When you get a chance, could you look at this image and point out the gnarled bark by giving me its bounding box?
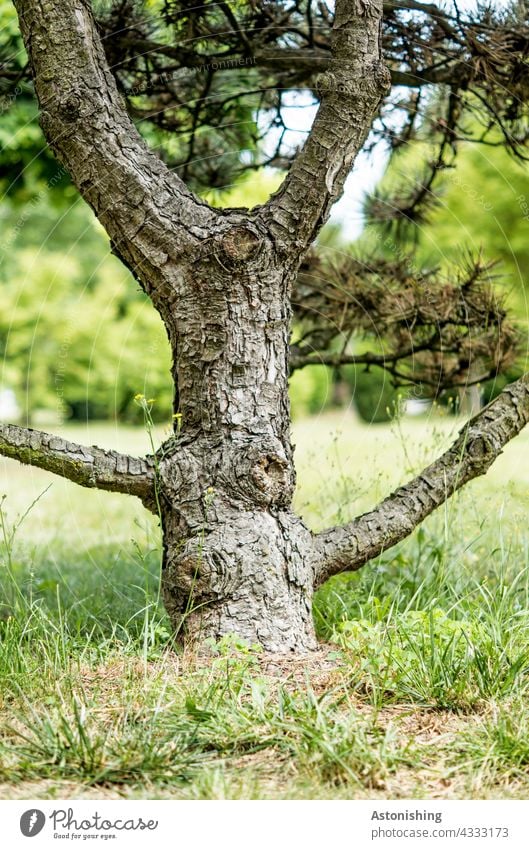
[153,217,318,650]
[261,0,390,252]
[0,423,155,505]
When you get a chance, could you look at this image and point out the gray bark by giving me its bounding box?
[0,423,155,504]
[262,1,390,251]
[156,218,318,650]
[5,0,529,652]
[458,362,484,417]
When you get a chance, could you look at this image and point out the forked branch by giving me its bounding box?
[261,0,390,252]
[0,424,155,508]
[13,0,216,321]
[315,374,529,586]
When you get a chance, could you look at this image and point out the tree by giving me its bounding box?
[2,0,529,652]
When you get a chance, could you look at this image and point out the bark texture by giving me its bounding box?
[0,423,155,504]
[155,220,319,650]
[7,0,529,652]
[263,0,390,251]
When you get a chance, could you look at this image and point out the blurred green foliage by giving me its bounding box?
[366,137,529,310]
[0,201,172,423]
[424,146,529,314]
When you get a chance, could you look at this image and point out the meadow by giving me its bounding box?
[1,408,529,800]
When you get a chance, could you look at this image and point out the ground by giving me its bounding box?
[1,408,529,799]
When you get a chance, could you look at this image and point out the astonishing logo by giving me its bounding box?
[20,809,46,837]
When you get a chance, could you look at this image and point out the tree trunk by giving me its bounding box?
[10,0,389,656]
[10,0,529,656]
[458,362,483,417]
[155,222,317,651]
[161,497,317,652]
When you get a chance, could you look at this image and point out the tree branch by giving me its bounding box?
[291,249,518,392]
[289,349,412,373]
[314,374,529,586]
[13,0,216,322]
[253,49,462,89]
[0,423,156,509]
[260,0,390,253]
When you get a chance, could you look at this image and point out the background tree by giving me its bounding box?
[1,0,529,652]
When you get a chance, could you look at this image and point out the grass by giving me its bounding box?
[1,408,529,799]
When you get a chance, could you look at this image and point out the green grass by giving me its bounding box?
[2,410,529,799]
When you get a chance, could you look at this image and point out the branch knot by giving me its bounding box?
[59,93,82,123]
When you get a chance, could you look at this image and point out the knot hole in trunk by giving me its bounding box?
[251,454,290,504]
[215,225,264,271]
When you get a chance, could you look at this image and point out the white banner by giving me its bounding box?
[1,799,528,848]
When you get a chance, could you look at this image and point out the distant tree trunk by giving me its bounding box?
[458,363,483,417]
[331,373,351,408]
